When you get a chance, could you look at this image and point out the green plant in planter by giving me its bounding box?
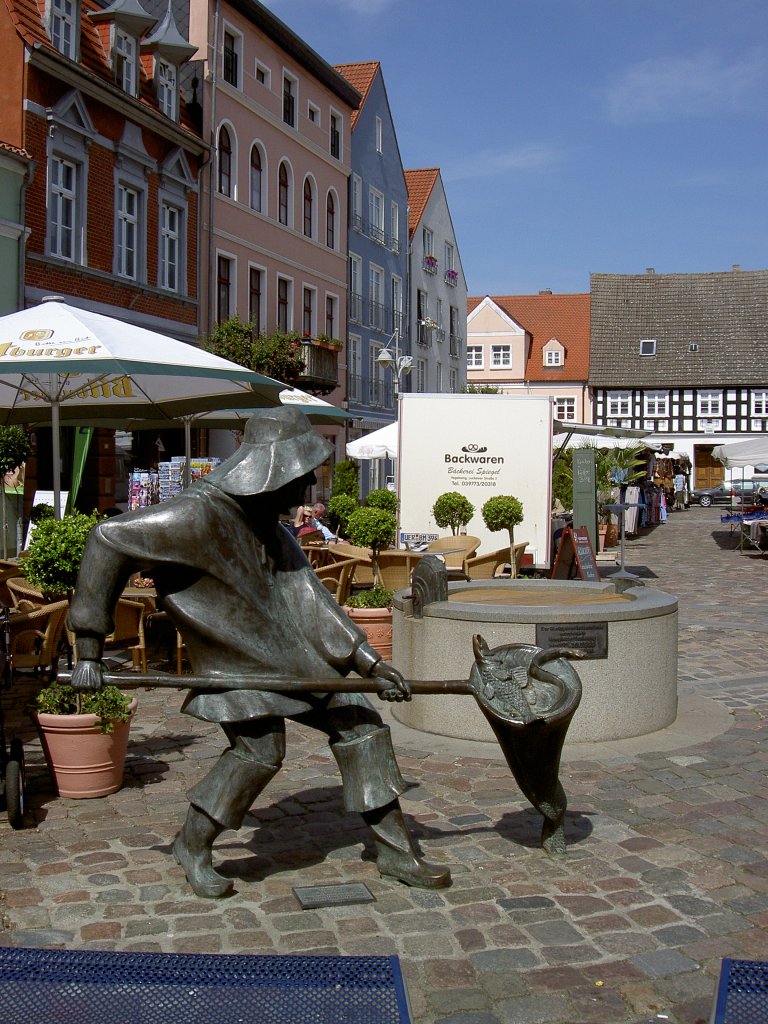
[327,494,357,536]
[345,584,393,609]
[34,680,133,734]
[345,505,396,582]
[481,494,524,579]
[23,509,104,596]
[432,491,475,535]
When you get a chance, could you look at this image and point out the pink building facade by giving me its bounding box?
[189,0,359,472]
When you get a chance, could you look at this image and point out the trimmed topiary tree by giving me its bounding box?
[345,506,396,583]
[481,495,524,578]
[432,491,475,536]
[23,510,104,596]
[366,487,399,515]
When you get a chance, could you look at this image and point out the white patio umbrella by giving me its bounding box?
[346,421,398,460]
[712,437,768,469]
[0,298,284,515]
[187,387,357,429]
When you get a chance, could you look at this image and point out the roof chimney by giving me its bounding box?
[732,264,741,272]
[539,288,552,295]
[645,267,655,275]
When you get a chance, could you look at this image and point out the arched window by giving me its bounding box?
[326,191,336,249]
[278,162,289,225]
[303,178,313,237]
[250,145,262,212]
[218,126,232,197]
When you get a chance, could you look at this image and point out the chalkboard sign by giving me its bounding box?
[551,526,600,581]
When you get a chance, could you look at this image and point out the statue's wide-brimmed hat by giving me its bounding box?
[205,407,333,495]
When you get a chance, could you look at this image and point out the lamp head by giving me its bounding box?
[376,349,396,371]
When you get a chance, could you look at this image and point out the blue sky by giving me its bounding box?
[262,0,768,297]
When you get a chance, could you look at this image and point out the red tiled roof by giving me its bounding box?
[468,293,591,382]
[334,61,379,128]
[404,168,439,237]
[0,139,31,159]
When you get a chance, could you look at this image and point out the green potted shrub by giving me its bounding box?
[432,491,475,536]
[32,680,137,799]
[23,509,137,799]
[481,494,524,579]
[22,510,104,597]
[345,505,397,583]
[344,584,394,660]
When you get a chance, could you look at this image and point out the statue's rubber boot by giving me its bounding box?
[363,800,451,889]
[172,806,233,899]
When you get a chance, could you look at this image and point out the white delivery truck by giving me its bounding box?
[396,394,553,568]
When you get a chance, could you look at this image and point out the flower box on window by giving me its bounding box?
[423,255,438,274]
[444,269,458,286]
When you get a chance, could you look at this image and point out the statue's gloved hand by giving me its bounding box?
[70,659,104,692]
[372,662,411,703]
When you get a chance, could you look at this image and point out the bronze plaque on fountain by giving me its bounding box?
[536,621,608,659]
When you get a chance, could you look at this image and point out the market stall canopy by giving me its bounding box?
[346,421,398,460]
[553,425,662,451]
[0,298,284,513]
[712,437,768,469]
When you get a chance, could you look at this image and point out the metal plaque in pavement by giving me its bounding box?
[293,883,376,910]
[536,621,608,659]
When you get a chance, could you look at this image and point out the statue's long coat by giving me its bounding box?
[68,481,381,723]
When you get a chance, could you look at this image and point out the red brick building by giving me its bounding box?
[0,0,207,508]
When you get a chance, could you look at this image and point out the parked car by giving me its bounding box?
[690,480,764,507]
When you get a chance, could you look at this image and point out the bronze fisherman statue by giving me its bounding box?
[68,408,451,898]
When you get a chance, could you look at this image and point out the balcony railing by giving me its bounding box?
[368,221,386,246]
[296,338,339,395]
[423,255,438,274]
[348,292,363,323]
[352,212,364,233]
[433,327,445,344]
[391,310,407,338]
[449,333,462,358]
[367,300,386,332]
[444,269,458,287]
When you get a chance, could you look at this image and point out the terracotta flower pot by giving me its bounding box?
[345,606,393,660]
[34,698,137,799]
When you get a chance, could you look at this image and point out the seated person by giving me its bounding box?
[293,502,335,542]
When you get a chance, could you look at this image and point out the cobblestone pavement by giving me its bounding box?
[1,505,766,1023]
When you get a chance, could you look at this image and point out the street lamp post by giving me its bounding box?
[376,329,413,404]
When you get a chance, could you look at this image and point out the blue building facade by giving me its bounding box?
[336,62,409,492]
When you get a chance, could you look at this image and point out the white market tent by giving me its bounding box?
[346,419,657,463]
[712,437,768,469]
[346,421,398,460]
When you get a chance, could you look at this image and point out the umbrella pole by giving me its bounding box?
[183,416,192,489]
[52,395,62,520]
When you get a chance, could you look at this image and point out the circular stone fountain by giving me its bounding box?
[392,579,678,744]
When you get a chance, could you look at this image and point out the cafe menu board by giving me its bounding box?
[552,526,600,581]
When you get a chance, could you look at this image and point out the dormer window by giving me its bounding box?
[50,0,77,59]
[156,59,176,118]
[115,28,138,94]
[639,338,656,356]
[141,5,196,121]
[88,0,156,97]
[543,338,564,367]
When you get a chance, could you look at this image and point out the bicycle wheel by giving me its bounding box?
[5,736,25,829]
